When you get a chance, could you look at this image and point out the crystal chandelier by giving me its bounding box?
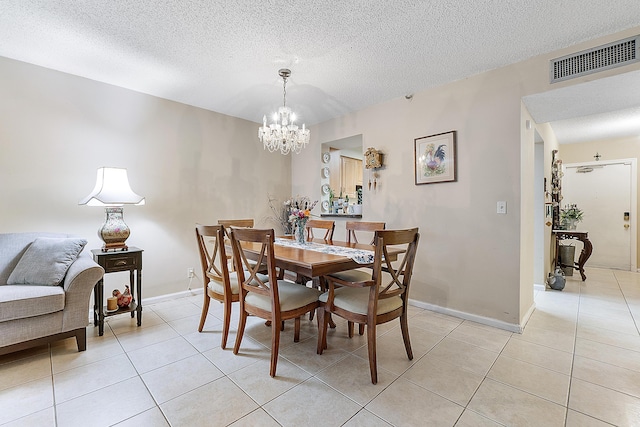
[259,69,310,155]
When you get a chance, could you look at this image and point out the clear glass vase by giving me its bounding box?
[295,217,308,244]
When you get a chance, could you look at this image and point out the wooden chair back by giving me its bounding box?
[195,224,237,348]
[217,218,254,228]
[195,224,230,290]
[228,227,279,308]
[372,228,420,303]
[305,219,335,241]
[346,221,386,245]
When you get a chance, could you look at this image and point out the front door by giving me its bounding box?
[562,160,633,270]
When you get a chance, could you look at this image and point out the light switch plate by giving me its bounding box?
[497,201,507,214]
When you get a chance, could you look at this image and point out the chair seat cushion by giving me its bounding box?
[246,280,320,312]
[0,285,65,322]
[208,271,269,296]
[319,287,403,316]
[327,269,371,283]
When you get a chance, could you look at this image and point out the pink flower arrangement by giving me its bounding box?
[286,196,317,223]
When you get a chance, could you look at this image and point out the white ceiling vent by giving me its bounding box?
[550,35,639,83]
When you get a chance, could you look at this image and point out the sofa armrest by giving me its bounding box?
[63,254,104,293]
[61,254,104,331]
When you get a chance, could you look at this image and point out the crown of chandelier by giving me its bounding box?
[258,69,310,155]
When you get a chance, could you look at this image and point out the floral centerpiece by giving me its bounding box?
[560,204,584,230]
[287,196,317,244]
[265,195,317,238]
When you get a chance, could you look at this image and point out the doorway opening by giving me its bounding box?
[561,159,637,271]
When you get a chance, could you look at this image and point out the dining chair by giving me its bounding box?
[346,221,386,245]
[298,217,335,287]
[195,224,237,349]
[317,228,420,384]
[344,221,386,335]
[217,218,254,228]
[217,219,262,274]
[229,227,321,377]
[305,219,335,241]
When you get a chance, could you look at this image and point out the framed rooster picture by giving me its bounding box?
[414,130,457,185]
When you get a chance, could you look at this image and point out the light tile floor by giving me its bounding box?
[2,266,640,426]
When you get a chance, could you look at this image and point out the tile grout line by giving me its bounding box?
[562,273,583,426]
[614,270,640,336]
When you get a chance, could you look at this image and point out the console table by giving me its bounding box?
[553,230,592,281]
[92,247,143,336]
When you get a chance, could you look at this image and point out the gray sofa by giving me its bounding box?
[0,232,104,355]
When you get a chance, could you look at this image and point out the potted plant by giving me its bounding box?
[560,204,584,230]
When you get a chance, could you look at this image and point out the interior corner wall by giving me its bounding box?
[533,122,561,282]
[0,56,291,298]
[519,104,536,324]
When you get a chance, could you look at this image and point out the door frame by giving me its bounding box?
[563,158,637,272]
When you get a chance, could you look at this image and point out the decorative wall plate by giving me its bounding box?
[322,184,330,194]
[322,167,330,178]
[322,152,331,163]
[322,200,329,211]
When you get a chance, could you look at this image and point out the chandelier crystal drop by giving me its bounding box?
[258,69,310,155]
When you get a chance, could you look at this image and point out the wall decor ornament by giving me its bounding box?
[550,149,563,229]
[364,147,383,169]
[414,131,457,185]
[364,147,383,190]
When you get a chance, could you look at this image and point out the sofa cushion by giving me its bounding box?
[0,232,75,285]
[0,285,65,322]
[7,237,87,286]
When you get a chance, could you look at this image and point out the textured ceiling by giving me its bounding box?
[523,70,640,144]
[1,1,640,139]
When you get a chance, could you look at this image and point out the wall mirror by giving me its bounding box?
[320,135,363,215]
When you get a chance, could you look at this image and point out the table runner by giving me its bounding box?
[274,238,374,264]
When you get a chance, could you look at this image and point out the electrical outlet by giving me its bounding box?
[497,201,507,214]
[187,268,195,279]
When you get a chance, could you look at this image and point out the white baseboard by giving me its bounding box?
[533,283,546,291]
[520,302,536,331]
[142,287,203,305]
[408,299,524,333]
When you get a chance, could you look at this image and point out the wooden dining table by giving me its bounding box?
[239,237,397,279]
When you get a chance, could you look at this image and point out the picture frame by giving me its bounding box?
[545,202,553,218]
[414,130,457,185]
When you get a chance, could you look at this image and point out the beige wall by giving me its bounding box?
[0,57,291,298]
[294,27,640,329]
[534,123,561,277]
[560,136,640,266]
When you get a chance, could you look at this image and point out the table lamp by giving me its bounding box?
[79,167,145,251]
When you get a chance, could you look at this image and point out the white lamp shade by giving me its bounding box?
[79,167,145,206]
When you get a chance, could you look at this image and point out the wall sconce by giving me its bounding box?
[79,167,145,251]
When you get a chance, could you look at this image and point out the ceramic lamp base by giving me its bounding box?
[99,207,130,251]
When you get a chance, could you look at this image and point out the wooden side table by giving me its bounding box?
[553,230,593,281]
[92,247,143,336]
